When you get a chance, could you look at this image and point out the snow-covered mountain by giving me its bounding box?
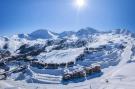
[58,27,98,39]
[13,27,99,40]
[29,29,58,40]
[59,31,75,38]
[111,29,132,35]
[76,27,98,38]
[0,28,135,89]
[13,29,59,40]
[17,34,29,39]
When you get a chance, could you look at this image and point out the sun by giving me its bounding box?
[76,0,85,8]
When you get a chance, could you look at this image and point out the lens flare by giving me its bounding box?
[76,0,85,8]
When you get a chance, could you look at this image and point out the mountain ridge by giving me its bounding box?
[11,27,134,40]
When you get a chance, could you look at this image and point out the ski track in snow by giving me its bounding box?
[98,38,135,89]
[0,81,21,89]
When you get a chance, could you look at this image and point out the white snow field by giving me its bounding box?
[36,48,84,64]
[0,29,135,89]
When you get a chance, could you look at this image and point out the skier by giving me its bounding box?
[105,79,109,83]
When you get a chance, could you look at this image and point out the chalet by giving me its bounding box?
[67,61,74,67]
[92,64,101,72]
[59,63,67,67]
[63,64,101,81]
[84,67,93,75]
[46,63,59,69]
[76,54,85,61]
[31,61,45,69]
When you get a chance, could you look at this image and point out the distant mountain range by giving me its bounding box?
[13,27,134,40]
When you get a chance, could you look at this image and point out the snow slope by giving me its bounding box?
[0,29,135,89]
[36,48,84,64]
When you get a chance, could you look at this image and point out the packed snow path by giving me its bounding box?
[0,81,21,89]
[98,38,134,89]
[98,62,135,89]
[119,39,133,66]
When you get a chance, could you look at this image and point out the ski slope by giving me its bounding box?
[0,30,135,89]
[36,48,84,64]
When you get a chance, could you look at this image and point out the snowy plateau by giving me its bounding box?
[0,28,135,89]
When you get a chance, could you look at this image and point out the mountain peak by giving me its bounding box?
[76,27,98,38]
[111,29,131,35]
[29,29,58,40]
[31,29,49,34]
[59,31,75,38]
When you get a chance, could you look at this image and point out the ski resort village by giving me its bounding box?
[1,0,135,89]
[0,28,135,89]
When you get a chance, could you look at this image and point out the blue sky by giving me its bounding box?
[0,0,135,36]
